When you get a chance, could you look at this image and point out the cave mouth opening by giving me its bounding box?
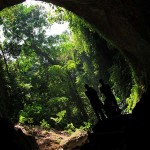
[1,1,150,150]
[0,0,141,128]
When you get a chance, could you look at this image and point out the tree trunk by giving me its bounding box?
[0,58,11,117]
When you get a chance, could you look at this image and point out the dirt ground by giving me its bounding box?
[15,124,88,150]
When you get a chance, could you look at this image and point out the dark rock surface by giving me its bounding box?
[0,118,39,150]
[80,87,150,150]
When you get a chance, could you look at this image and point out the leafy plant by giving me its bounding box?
[51,110,66,124]
[19,115,27,124]
[40,119,50,130]
[65,123,76,134]
[80,121,92,131]
[50,110,67,129]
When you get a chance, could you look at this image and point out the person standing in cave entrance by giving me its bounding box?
[99,79,121,118]
[84,84,106,121]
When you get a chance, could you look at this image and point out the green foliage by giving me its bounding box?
[0,1,141,132]
[65,60,76,70]
[65,123,76,134]
[19,115,27,124]
[50,110,67,129]
[40,119,50,130]
[108,53,133,110]
[19,104,42,124]
[48,65,65,77]
[19,115,34,124]
[80,121,92,131]
[126,85,139,113]
[51,110,66,123]
[108,52,142,113]
[124,68,141,113]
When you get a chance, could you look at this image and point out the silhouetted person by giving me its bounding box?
[84,84,106,121]
[99,79,121,118]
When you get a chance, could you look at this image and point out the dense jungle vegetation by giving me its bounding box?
[0,1,142,132]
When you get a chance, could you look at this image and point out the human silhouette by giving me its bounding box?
[84,84,106,121]
[99,79,121,118]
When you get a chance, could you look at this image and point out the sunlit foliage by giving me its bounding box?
[0,2,142,130]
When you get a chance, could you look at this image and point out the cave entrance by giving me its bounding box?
[0,0,140,127]
[1,1,149,150]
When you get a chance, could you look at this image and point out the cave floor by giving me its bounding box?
[15,124,88,150]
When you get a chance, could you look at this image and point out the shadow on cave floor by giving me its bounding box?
[79,86,150,150]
